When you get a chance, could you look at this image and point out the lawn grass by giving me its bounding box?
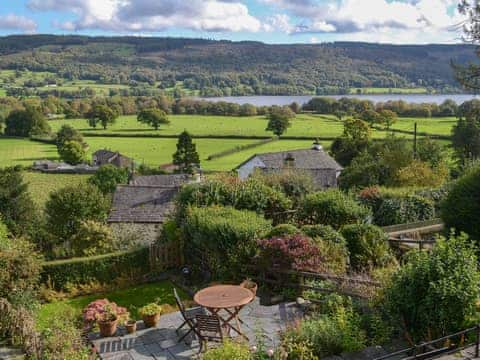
[36,281,189,331]
[23,172,91,209]
[0,88,6,97]
[0,138,59,167]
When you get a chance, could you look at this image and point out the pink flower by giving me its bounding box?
[267,349,274,357]
[251,345,257,352]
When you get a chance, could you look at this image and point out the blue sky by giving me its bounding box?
[0,0,465,44]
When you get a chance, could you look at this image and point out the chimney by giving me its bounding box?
[284,153,295,168]
[312,140,323,151]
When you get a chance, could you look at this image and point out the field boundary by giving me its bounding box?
[207,137,278,160]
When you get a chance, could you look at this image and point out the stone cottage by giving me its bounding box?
[108,174,194,244]
[92,149,134,168]
[236,143,343,189]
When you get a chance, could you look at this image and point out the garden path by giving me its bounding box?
[88,297,303,359]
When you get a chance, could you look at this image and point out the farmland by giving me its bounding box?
[48,113,451,139]
[0,138,58,167]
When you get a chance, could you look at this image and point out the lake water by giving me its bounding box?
[202,94,479,106]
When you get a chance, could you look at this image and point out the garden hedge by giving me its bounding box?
[41,247,150,290]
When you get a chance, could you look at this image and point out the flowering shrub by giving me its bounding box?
[82,299,127,326]
[257,235,321,272]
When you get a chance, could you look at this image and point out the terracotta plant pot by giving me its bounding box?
[143,314,160,328]
[98,319,118,337]
[125,320,137,334]
[240,280,258,296]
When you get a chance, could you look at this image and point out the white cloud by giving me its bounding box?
[0,13,37,33]
[262,0,466,43]
[28,0,262,33]
[263,14,294,33]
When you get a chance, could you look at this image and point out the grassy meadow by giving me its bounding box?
[48,113,452,139]
[0,138,59,167]
[23,172,91,209]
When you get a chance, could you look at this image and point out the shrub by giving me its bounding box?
[0,232,43,302]
[88,165,130,194]
[382,233,480,342]
[396,160,449,188]
[45,183,110,251]
[301,225,345,244]
[256,235,321,272]
[374,195,435,226]
[177,175,292,224]
[40,247,150,291]
[70,220,115,257]
[341,224,393,270]
[281,306,366,358]
[297,190,370,229]
[182,206,272,279]
[203,341,252,360]
[252,169,314,202]
[58,140,86,165]
[40,308,90,360]
[268,224,301,238]
[312,238,349,275]
[441,166,480,240]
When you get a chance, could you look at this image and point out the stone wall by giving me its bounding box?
[109,222,161,247]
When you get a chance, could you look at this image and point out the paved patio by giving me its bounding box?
[88,298,303,359]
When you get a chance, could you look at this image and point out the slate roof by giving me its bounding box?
[129,174,190,188]
[108,185,178,223]
[93,149,118,162]
[237,149,343,171]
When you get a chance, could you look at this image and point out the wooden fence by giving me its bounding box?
[249,267,381,299]
[374,325,480,360]
[149,241,184,271]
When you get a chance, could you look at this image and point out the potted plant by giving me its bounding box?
[240,278,258,296]
[125,319,137,334]
[139,303,163,328]
[97,304,119,337]
[82,299,128,337]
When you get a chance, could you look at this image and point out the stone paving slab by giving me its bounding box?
[89,298,303,360]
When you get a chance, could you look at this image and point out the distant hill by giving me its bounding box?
[0,35,477,96]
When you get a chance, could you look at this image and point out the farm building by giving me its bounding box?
[92,149,134,168]
[236,143,343,189]
[108,174,197,244]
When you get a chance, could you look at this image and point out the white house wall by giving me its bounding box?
[237,156,266,179]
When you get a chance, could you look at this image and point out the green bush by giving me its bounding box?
[301,225,345,244]
[177,175,292,224]
[281,305,366,358]
[382,233,480,342]
[40,247,150,291]
[313,238,349,275]
[268,224,301,238]
[441,166,480,240]
[203,341,252,360]
[182,206,272,279]
[374,195,435,226]
[341,224,393,270]
[297,190,370,229]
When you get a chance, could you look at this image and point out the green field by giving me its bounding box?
[390,117,456,136]
[36,281,188,331]
[0,138,58,167]
[23,172,90,209]
[49,114,445,139]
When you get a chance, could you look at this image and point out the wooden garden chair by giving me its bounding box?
[195,314,225,353]
[174,288,206,342]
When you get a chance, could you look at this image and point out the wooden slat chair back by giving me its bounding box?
[174,288,206,343]
[195,314,224,352]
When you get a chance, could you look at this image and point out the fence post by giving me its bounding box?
[475,324,479,358]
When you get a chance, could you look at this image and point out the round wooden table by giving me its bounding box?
[194,285,254,339]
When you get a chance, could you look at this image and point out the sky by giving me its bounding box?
[0,0,467,44]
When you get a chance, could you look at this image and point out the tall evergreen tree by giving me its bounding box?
[172,131,200,174]
[0,167,36,236]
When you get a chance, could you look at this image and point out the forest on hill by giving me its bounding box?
[0,35,477,96]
